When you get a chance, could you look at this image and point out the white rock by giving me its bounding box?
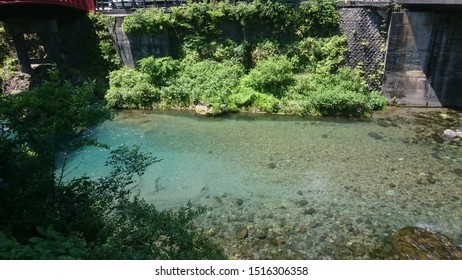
[443,129,457,139]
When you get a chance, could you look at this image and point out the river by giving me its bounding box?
[63,107,462,259]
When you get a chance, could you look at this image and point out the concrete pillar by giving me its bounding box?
[3,19,59,74]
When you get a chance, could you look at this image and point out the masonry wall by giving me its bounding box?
[338,7,387,91]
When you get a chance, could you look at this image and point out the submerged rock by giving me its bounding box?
[236,226,249,240]
[391,226,462,260]
[367,132,383,140]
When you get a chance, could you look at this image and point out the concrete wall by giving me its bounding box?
[383,11,462,107]
[106,16,169,68]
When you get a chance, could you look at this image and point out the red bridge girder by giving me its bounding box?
[0,0,95,11]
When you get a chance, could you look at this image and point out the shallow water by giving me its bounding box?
[64,107,462,259]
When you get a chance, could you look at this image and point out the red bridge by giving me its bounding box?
[0,0,94,11]
[0,0,96,73]
[0,0,94,20]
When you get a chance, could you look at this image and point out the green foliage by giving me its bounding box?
[88,13,121,71]
[285,67,387,117]
[0,227,88,260]
[2,68,110,163]
[106,66,159,109]
[106,1,387,117]
[122,8,173,34]
[229,86,280,113]
[294,0,339,38]
[137,56,180,87]
[294,36,348,73]
[241,55,294,98]
[0,23,19,88]
[164,59,244,114]
[94,199,223,260]
[0,69,111,239]
[368,91,389,111]
[310,89,370,117]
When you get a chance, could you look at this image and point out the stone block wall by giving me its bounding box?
[339,7,388,91]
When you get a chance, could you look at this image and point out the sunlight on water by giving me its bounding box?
[64,108,462,259]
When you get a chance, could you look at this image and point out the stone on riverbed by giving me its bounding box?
[391,226,462,259]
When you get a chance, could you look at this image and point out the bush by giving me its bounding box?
[228,86,280,113]
[137,56,180,87]
[311,89,371,117]
[106,67,159,109]
[367,92,388,110]
[294,36,348,73]
[241,55,295,98]
[122,8,173,34]
[164,59,244,114]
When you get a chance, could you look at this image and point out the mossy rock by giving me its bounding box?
[391,226,462,260]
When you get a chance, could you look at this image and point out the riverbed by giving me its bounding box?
[64,107,462,259]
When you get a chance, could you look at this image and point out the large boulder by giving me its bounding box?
[391,226,462,260]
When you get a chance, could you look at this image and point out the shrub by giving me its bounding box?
[311,89,371,117]
[165,59,244,114]
[137,56,180,87]
[228,86,280,113]
[122,8,173,34]
[294,0,340,38]
[241,55,295,98]
[367,92,388,110]
[294,36,348,73]
[106,67,159,109]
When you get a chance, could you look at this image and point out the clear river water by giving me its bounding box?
[64,107,462,259]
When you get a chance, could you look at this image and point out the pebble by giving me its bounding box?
[236,227,249,240]
[236,198,244,206]
[386,190,396,196]
[427,176,437,184]
[368,132,383,140]
[296,199,309,207]
[304,208,317,215]
[388,182,397,188]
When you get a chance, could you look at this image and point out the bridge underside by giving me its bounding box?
[0,4,93,74]
[0,4,86,21]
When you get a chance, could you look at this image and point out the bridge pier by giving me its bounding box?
[3,19,60,74]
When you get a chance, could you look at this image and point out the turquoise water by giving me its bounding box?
[64,108,462,259]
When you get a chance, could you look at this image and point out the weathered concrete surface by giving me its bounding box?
[383,11,462,107]
[3,16,103,74]
[107,16,169,68]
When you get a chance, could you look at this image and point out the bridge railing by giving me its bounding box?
[94,0,194,10]
[94,0,302,11]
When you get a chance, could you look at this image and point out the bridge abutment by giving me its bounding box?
[106,16,169,68]
[383,11,462,107]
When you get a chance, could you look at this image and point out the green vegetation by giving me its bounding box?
[0,23,19,91]
[108,1,387,117]
[0,69,223,259]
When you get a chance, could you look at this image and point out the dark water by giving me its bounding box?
[64,107,462,259]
